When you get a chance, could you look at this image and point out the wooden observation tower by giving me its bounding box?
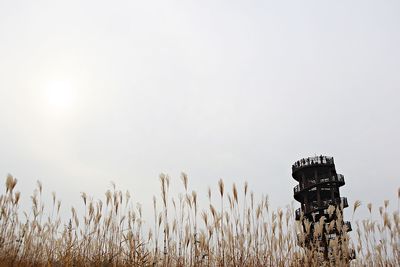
[292,156,353,260]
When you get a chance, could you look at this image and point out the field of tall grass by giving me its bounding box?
[0,173,398,266]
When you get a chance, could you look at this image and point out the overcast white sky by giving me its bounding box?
[0,0,399,222]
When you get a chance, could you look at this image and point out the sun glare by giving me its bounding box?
[44,80,76,112]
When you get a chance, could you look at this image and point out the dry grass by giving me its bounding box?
[0,173,398,266]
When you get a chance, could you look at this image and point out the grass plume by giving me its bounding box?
[0,174,398,266]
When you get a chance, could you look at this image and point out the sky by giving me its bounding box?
[0,0,399,224]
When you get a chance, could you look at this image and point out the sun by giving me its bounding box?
[44,80,76,112]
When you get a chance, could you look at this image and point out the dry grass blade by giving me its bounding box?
[0,175,398,267]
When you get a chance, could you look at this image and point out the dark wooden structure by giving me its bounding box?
[292,156,352,259]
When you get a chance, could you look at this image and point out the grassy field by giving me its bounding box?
[0,173,398,266]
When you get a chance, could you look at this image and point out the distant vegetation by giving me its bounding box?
[0,173,398,266]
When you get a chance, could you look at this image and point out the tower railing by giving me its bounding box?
[293,174,345,194]
[295,197,348,220]
[307,197,348,213]
[292,156,334,171]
